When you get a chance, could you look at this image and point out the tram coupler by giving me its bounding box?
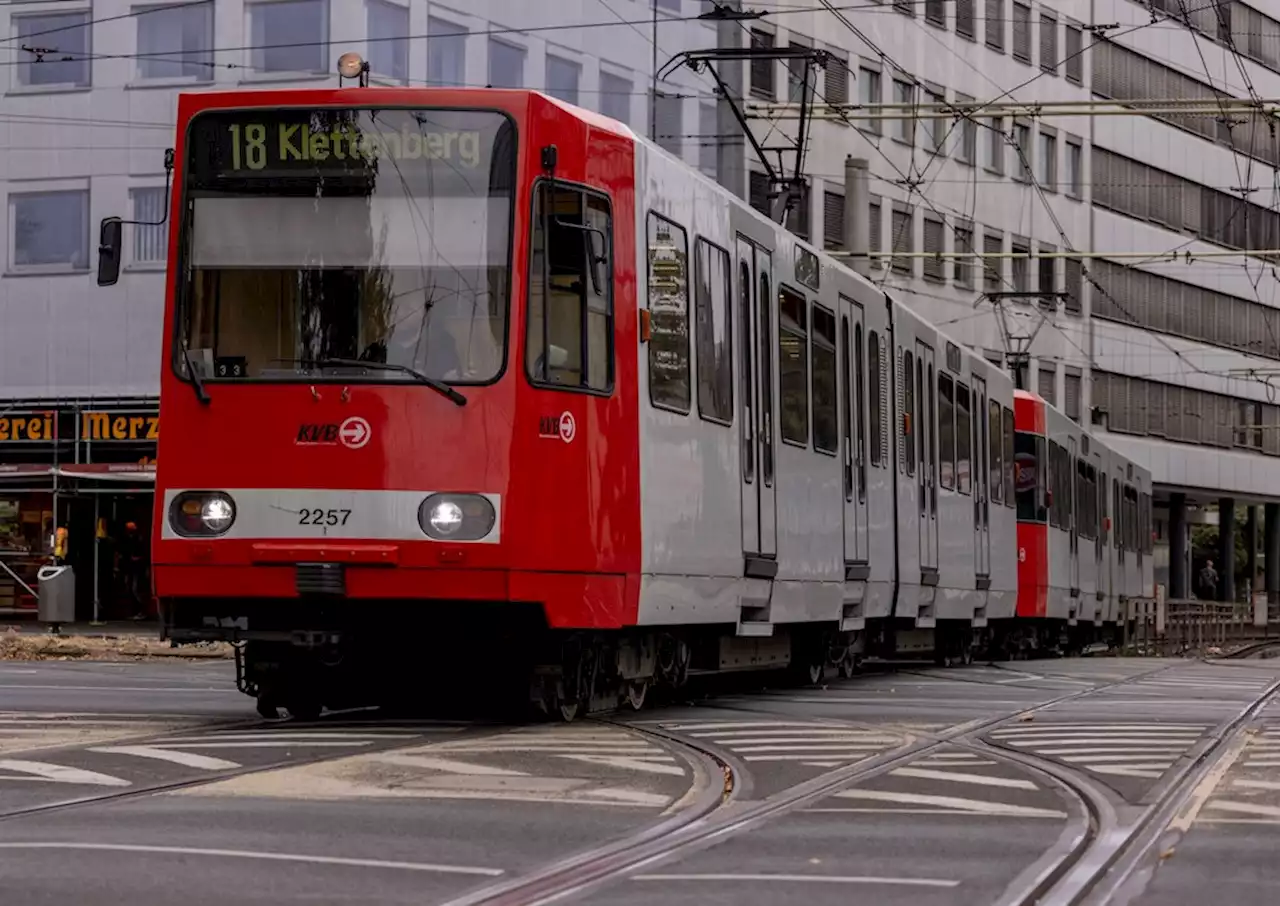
[290,630,341,649]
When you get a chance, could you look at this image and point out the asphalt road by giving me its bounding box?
[1,656,1279,905]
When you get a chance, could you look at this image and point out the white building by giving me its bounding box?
[2,0,1278,601]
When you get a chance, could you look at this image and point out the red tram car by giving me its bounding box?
[94,71,1154,720]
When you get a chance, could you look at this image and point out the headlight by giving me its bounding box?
[418,493,495,541]
[169,491,237,537]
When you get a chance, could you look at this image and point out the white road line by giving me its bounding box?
[1229,779,1280,791]
[160,733,417,742]
[1035,746,1189,756]
[580,788,672,807]
[160,742,377,749]
[731,743,894,754]
[1060,754,1179,764]
[1002,738,1199,748]
[555,754,686,776]
[0,759,131,786]
[0,842,503,876]
[1203,800,1280,818]
[742,752,883,762]
[373,755,530,777]
[87,746,240,771]
[889,767,1038,790]
[1090,764,1174,778]
[829,789,1066,818]
[632,873,959,888]
[713,736,901,747]
[656,722,823,732]
[990,724,1208,733]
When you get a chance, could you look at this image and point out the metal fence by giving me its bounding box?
[1122,588,1274,655]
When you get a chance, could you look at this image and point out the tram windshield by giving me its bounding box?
[174,107,516,385]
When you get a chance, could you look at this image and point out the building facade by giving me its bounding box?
[2,0,1278,613]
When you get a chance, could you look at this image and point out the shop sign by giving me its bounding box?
[80,411,159,442]
[0,411,57,442]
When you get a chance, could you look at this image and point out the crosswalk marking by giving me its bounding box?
[0,758,130,787]
[889,766,1037,789]
[987,721,1209,783]
[87,745,240,771]
[655,719,906,770]
[822,789,1067,818]
[555,754,686,776]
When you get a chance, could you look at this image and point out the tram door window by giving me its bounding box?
[526,182,614,392]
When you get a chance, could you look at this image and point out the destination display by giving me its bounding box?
[186,108,514,192]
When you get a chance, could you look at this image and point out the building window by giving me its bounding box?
[825,53,849,106]
[1012,2,1032,63]
[987,116,1005,174]
[1038,366,1056,405]
[923,215,945,282]
[694,239,733,424]
[858,67,882,136]
[869,196,882,265]
[924,87,946,156]
[699,103,718,178]
[655,0,681,11]
[1037,246,1056,303]
[248,0,327,73]
[956,94,976,165]
[427,17,467,86]
[137,3,212,80]
[1011,237,1030,291]
[749,29,775,100]
[784,180,811,241]
[653,90,683,157]
[893,78,915,145]
[1013,121,1032,181]
[1038,131,1057,188]
[16,13,91,88]
[488,39,525,88]
[890,203,914,275]
[527,183,614,393]
[985,0,1005,52]
[367,0,408,83]
[1065,138,1083,197]
[1065,24,1083,84]
[1064,257,1083,314]
[1064,371,1082,422]
[130,187,168,265]
[984,231,1003,291]
[824,191,846,251]
[956,0,976,39]
[600,72,633,124]
[778,286,810,446]
[10,189,89,271]
[812,304,838,454]
[926,0,946,27]
[787,41,811,104]
[954,222,974,288]
[546,54,581,105]
[1039,15,1058,73]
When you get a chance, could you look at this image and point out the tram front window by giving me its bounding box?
[1014,431,1046,523]
[175,107,516,386]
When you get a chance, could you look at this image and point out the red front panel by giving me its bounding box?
[152,89,641,629]
[1016,523,1049,618]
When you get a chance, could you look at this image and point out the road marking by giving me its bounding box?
[1229,779,1280,791]
[829,789,1066,817]
[160,733,418,742]
[741,752,883,762]
[355,754,530,777]
[632,873,959,888]
[890,767,1038,790]
[0,759,130,786]
[87,745,240,771]
[555,754,686,776]
[1202,800,1280,819]
[1091,763,1175,778]
[162,742,379,749]
[0,842,503,876]
[580,787,671,806]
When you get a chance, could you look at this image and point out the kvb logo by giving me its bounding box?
[296,417,372,449]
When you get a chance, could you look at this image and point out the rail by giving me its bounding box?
[1122,588,1275,656]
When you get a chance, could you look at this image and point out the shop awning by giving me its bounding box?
[0,465,54,480]
[57,464,156,483]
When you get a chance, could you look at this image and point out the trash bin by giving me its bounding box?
[37,565,76,625]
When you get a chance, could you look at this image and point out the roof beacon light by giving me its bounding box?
[337,52,369,87]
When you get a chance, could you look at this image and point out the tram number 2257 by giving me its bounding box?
[298,508,352,526]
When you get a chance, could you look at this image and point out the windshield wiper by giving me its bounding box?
[181,346,211,406]
[312,358,467,407]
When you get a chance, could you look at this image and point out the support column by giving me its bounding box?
[1246,506,1259,600]
[714,0,746,201]
[843,156,870,278]
[1266,503,1280,607]
[1219,498,1236,603]
[1169,493,1188,599]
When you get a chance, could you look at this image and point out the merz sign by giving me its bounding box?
[81,412,159,442]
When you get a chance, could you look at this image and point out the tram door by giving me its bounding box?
[736,236,778,563]
[973,376,991,577]
[915,341,939,572]
[839,296,868,563]
[1068,436,1081,592]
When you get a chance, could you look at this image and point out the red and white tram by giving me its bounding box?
[94,76,1154,719]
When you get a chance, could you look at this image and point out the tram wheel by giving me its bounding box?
[256,696,282,720]
[285,698,322,721]
[624,680,649,711]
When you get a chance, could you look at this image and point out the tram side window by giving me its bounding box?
[694,238,733,424]
[938,373,955,489]
[1113,478,1121,549]
[956,381,972,495]
[527,182,613,392]
[1002,406,1015,507]
[854,323,868,494]
[988,400,1003,504]
[869,330,883,466]
[1014,431,1046,522]
[645,213,691,411]
[811,303,838,454]
[778,285,809,445]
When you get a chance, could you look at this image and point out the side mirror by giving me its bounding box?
[97,217,124,287]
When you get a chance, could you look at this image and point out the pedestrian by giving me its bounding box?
[117,521,148,621]
[1198,558,1219,600]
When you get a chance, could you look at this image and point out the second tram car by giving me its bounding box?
[94,77,1154,719]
